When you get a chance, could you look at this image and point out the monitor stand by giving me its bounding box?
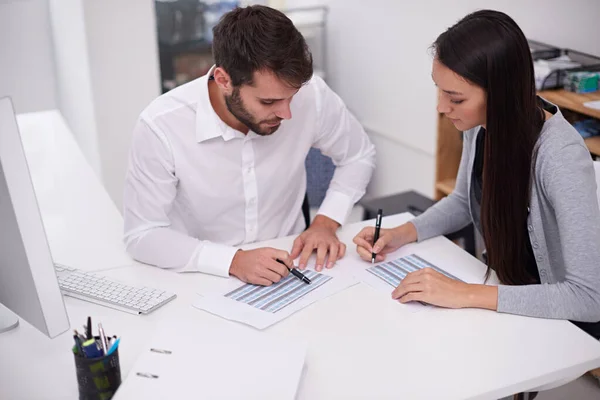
[0,303,19,334]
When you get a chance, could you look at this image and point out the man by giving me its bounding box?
[123,5,375,286]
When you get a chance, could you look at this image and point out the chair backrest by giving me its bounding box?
[594,161,600,210]
[305,148,334,208]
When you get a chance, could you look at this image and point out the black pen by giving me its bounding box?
[276,259,311,285]
[371,209,383,263]
[86,316,92,340]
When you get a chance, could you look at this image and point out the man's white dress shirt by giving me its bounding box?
[123,67,375,277]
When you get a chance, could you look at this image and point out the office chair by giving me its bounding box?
[302,148,335,228]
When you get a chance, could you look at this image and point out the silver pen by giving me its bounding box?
[98,323,109,355]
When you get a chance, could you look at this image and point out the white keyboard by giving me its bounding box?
[54,264,176,314]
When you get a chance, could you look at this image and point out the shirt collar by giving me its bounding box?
[195,65,239,143]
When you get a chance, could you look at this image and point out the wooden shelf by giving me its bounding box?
[435,178,456,197]
[435,90,600,200]
[538,89,600,155]
[538,89,600,120]
[434,113,462,200]
[585,136,600,156]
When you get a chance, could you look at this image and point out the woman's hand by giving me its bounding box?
[392,268,498,310]
[353,222,418,262]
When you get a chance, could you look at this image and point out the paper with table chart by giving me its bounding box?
[367,253,464,287]
[112,317,306,400]
[193,267,359,329]
[224,269,331,312]
[342,253,464,311]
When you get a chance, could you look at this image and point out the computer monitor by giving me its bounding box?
[0,97,69,338]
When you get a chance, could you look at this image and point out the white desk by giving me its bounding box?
[1,111,599,399]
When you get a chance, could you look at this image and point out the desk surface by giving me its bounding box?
[1,111,600,400]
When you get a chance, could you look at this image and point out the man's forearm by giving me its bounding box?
[125,226,236,277]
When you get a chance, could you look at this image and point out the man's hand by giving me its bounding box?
[291,215,345,271]
[229,248,293,286]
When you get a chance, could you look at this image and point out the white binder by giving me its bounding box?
[113,316,306,400]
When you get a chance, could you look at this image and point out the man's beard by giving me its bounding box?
[225,87,282,136]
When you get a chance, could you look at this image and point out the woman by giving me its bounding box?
[353,10,600,338]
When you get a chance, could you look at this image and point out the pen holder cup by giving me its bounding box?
[74,344,121,400]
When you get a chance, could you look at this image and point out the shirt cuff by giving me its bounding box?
[182,242,238,278]
[410,212,442,243]
[316,189,354,226]
[496,284,528,315]
[410,217,429,243]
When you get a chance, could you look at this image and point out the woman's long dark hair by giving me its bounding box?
[434,10,545,285]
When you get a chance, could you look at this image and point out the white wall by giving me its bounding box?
[48,0,102,176]
[5,0,597,209]
[82,0,161,210]
[0,0,57,113]
[366,129,435,199]
[48,0,161,209]
[283,0,327,7]
[299,0,600,199]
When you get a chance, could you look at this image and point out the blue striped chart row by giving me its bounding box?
[367,254,463,288]
[225,270,332,313]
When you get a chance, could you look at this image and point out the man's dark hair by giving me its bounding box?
[212,5,313,88]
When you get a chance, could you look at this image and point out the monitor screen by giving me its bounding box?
[0,97,69,338]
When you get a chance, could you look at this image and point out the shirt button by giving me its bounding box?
[248,197,256,205]
[533,242,539,249]
[528,225,533,232]
[537,255,543,262]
